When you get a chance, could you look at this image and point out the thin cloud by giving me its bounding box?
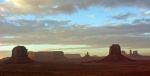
[0,0,149,15]
[109,12,136,20]
[87,14,96,18]
[132,18,150,24]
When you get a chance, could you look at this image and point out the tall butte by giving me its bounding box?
[3,46,35,64]
[100,44,134,62]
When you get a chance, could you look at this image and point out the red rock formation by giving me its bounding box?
[129,50,142,57]
[28,51,67,61]
[12,46,28,58]
[121,51,126,55]
[82,52,95,59]
[3,46,35,64]
[109,44,121,55]
[100,44,133,62]
[130,50,132,55]
[83,52,90,58]
[28,51,35,59]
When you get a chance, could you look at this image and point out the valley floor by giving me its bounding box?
[0,60,150,76]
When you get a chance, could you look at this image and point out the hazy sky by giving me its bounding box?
[0,0,150,58]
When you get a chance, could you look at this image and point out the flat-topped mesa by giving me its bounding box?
[28,51,67,61]
[3,46,35,64]
[100,44,134,62]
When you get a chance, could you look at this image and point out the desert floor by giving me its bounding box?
[0,60,150,76]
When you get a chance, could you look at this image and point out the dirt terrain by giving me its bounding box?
[0,60,150,76]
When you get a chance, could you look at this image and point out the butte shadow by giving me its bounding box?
[2,46,35,64]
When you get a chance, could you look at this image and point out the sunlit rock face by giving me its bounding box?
[101,44,134,62]
[3,46,35,64]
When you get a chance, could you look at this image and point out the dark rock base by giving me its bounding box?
[100,55,134,62]
[3,57,35,64]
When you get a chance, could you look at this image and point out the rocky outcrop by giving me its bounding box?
[28,51,67,61]
[0,57,10,62]
[81,52,97,61]
[83,52,90,58]
[130,50,132,55]
[121,51,126,55]
[3,46,35,64]
[82,52,94,59]
[12,46,28,58]
[129,50,142,57]
[28,51,35,59]
[121,50,142,57]
[100,44,133,62]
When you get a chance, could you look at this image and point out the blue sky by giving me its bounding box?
[0,0,150,58]
[6,6,143,25]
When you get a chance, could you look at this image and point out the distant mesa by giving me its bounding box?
[28,51,67,61]
[3,46,35,64]
[129,50,142,57]
[64,54,81,58]
[83,52,90,58]
[100,44,134,62]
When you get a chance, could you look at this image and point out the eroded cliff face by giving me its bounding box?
[3,46,35,64]
[101,44,134,62]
